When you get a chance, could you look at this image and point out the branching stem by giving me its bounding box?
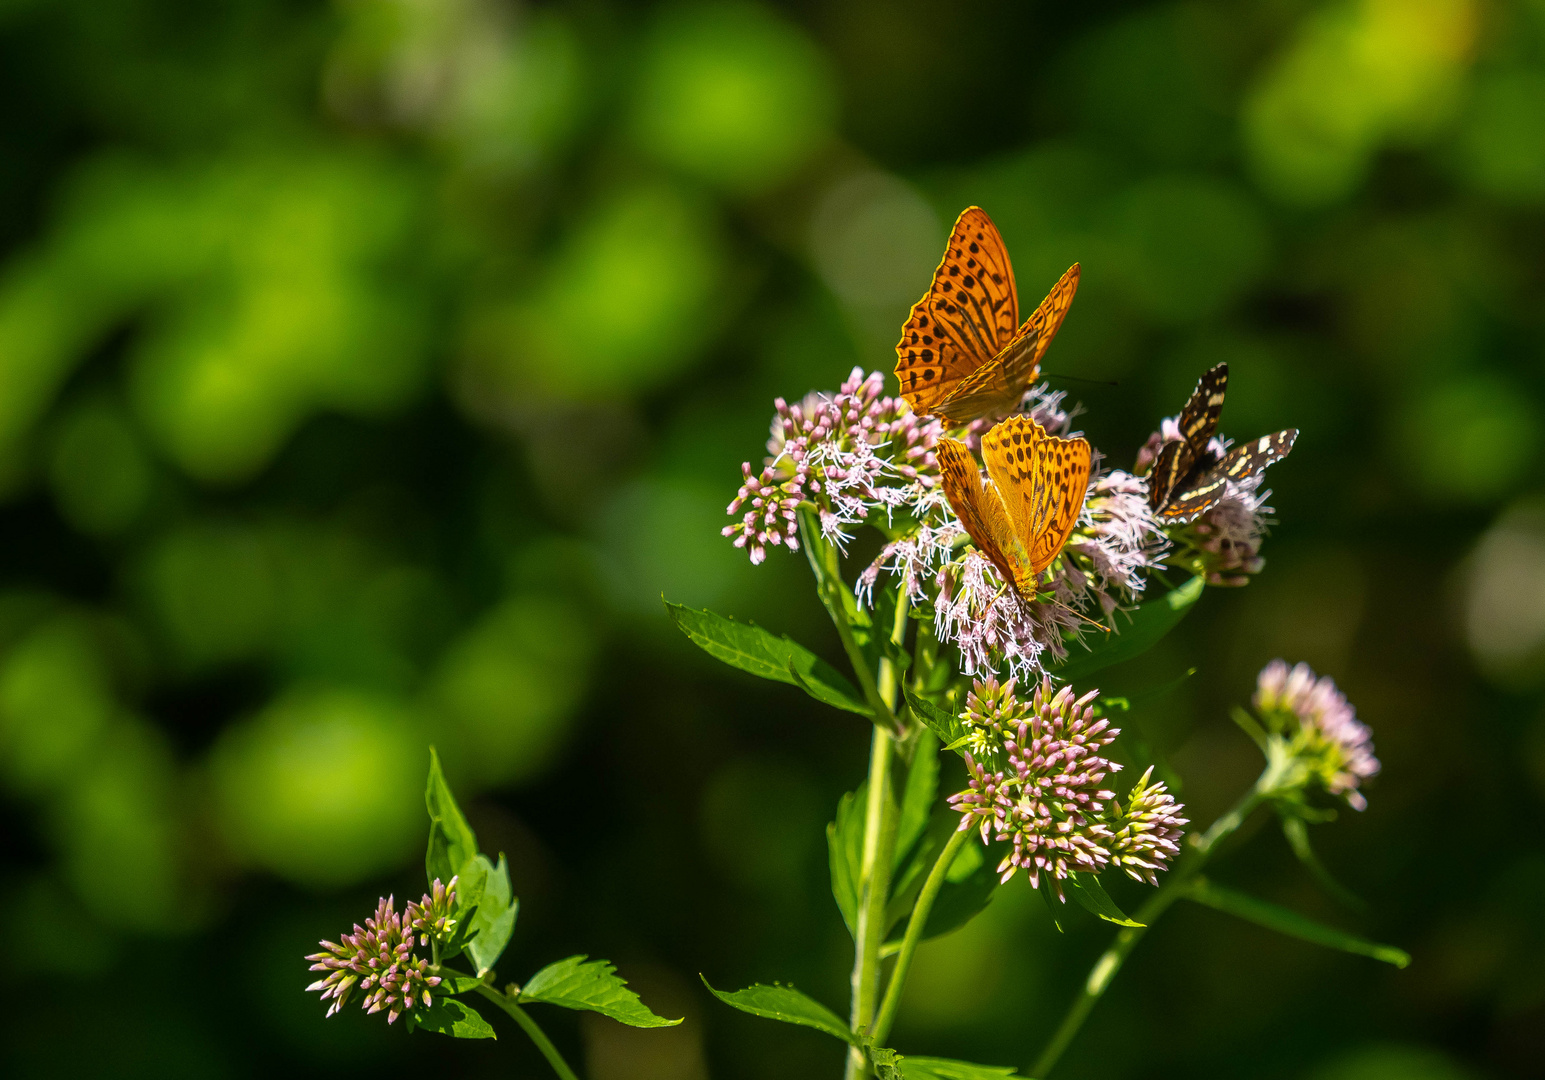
[1032,776,1272,1077]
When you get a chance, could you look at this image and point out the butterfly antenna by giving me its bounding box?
[1053,599,1111,634]
[1042,372,1120,388]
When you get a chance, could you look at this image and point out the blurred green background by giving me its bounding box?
[0,0,1541,1077]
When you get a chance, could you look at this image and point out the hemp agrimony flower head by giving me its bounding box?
[1136,364,1296,588]
[1254,660,1381,809]
[306,878,457,1023]
[723,368,945,562]
[947,678,1186,898]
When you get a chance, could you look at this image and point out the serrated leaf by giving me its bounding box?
[666,601,869,716]
[520,956,682,1027]
[426,747,479,889]
[871,1046,905,1080]
[828,785,866,937]
[899,1056,1021,1078]
[700,977,857,1045]
[893,730,939,872]
[410,998,497,1039]
[1185,878,1409,967]
[1052,576,1204,683]
[904,689,965,748]
[1065,872,1144,927]
[464,853,518,975]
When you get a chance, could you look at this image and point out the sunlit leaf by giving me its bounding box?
[1186,878,1408,967]
[1053,576,1204,683]
[700,976,857,1045]
[665,601,869,715]
[409,998,497,1039]
[1066,872,1144,927]
[827,784,866,937]
[425,747,479,889]
[897,1056,1021,1079]
[436,973,485,995]
[464,853,519,976]
[904,689,966,748]
[521,956,682,1027]
[893,730,939,871]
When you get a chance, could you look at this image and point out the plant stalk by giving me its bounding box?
[475,986,581,1080]
[1031,779,1270,1077]
[870,824,970,1046]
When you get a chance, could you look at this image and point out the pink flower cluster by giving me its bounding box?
[723,368,943,563]
[1254,660,1380,809]
[947,678,1186,898]
[305,878,458,1023]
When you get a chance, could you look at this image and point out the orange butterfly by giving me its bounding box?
[895,207,1079,424]
[937,415,1092,598]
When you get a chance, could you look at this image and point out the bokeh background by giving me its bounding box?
[0,0,1542,1077]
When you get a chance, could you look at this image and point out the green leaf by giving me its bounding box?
[1185,878,1409,967]
[426,747,479,889]
[699,976,858,1046]
[1052,576,1204,683]
[409,998,497,1039]
[904,689,966,748]
[520,956,682,1027]
[871,1046,905,1080]
[827,785,866,937]
[436,973,485,995]
[464,853,518,975]
[1065,872,1144,927]
[893,730,939,872]
[1279,815,1365,910]
[1037,877,1067,933]
[898,1056,1021,1078]
[665,601,869,716]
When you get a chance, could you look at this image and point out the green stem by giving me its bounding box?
[870,824,970,1046]
[1031,781,1269,1078]
[475,986,581,1080]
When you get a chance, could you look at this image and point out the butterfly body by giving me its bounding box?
[896,207,1079,425]
[1146,363,1297,523]
[938,415,1092,598]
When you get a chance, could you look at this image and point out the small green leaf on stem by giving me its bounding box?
[409,998,497,1039]
[1037,877,1067,933]
[699,976,858,1045]
[1066,872,1145,927]
[426,747,479,889]
[464,853,518,975]
[893,730,939,871]
[1053,575,1204,683]
[1185,877,1409,967]
[665,601,870,716]
[904,689,966,748]
[436,973,486,994]
[521,956,682,1027]
[828,784,867,937]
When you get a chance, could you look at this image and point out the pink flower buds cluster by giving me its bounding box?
[306,878,457,1023]
[1255,661,1380,809]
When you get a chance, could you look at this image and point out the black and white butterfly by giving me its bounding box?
[1146,363,1297,524]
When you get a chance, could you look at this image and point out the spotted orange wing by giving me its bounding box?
[933,263,1080,425]
[981,415,1092,587]
[936,437,1029,593]
[895,207,1019,417]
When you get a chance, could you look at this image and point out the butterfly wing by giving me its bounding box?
[1148,363,1228,512]
[937,437,1028,591]
[981,415,1092,590]
[1162,428,1298,523]
[896,207,1020,417]
[934,263,1081,424]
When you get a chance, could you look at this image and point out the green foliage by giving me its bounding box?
[666,600,869,716]
[1053,576,1204,683]
[425,746,480,888]
[878,1053,1021,1079]
[424,749,517,973]
[827,783,866,937]
[700,977,857,1045]
[520,956,682,1028]
[408,999,497,1040]
[1065,872,1144,927]
[1186,878,1409,968]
